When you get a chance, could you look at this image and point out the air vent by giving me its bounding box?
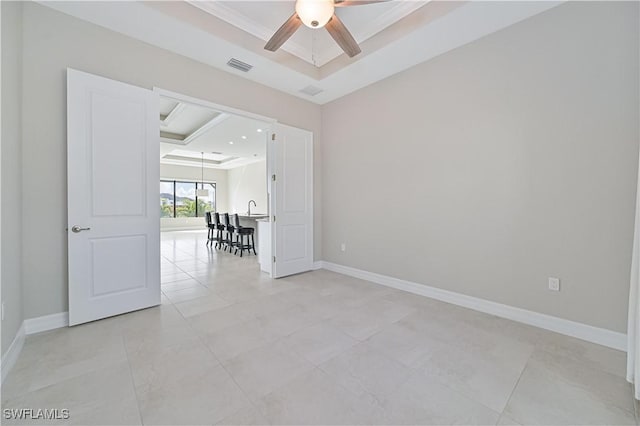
[300,85,323,96]
[227,58,253,72]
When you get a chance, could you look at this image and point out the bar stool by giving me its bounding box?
[213,212,225,249]
[205,212,215,246]
[232,214,256,257]
[222,213,235,252]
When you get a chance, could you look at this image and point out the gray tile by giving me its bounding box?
[504,349,636,425]
[136,363,250,425]
[5,230,636,426]
[256,369,384,425]
[2,362,140,426]
[204,319,279,362]
[415,328,534,413]
[329,298,415,340]
[216,405,270,425]
[224,340,315,401]
[283,322,358,365]
[174,293,232,318]
[536,331,627,378]
[318,343,413,399]
[377,371,500,425]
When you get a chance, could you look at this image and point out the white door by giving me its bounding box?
[67,69,160,326]
[271,124,314,278]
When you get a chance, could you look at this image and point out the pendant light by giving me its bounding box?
[196,152,209,198]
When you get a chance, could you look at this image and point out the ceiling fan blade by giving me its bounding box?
[325,14,361,58]
[264,13,302,52]
[334,0,390,7]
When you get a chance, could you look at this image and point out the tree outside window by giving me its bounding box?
[160,180,216,218]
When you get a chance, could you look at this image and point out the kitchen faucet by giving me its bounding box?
[247,200,257,216]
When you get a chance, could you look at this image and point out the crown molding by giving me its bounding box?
[187,0,427,67]
[187,1,313,64]
[36,0,564,104]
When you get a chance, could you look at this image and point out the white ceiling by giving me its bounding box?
[39,1,563,104]
[189,1,427,67]
[159,96,269,169]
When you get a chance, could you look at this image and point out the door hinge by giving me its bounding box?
[273,256,276,263]
[272,133,276,141]
[273,215,276,222]
[272,174,276,182]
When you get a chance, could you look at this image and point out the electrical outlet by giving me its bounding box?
[340,243,346,252]
[548,277,560,292]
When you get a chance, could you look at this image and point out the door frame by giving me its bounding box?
[152,88,314,277]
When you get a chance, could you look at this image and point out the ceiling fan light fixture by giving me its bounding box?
[295,0,335,29]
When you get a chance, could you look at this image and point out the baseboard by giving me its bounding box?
[321,261,627,352]
[24,312,69,335]
[1,323,25,383]
[312,261,324,270]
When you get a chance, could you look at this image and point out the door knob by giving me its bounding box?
[71,226,91,233]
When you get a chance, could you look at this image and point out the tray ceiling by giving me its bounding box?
[189,1,427,67]
[38,1,563,104]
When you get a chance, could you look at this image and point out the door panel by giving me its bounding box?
[67,68,160,326]
[90,235,147,296]
[272,124,313,278]
[90,91,147,217]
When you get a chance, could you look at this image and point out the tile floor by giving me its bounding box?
[1,230,637,425]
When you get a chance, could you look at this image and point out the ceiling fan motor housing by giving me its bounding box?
[295,0,335,29]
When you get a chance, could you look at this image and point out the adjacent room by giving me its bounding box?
[1,1,639,425]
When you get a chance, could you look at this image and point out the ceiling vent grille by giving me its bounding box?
[227,58,253,72]
[300,85,323,96]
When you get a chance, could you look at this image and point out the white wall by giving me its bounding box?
[19,2,322,320]
[321,1,639,333]
[159,163,228,231]
[1,1,24,356]
[227,161,268,215]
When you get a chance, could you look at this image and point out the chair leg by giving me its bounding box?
[251,234,257,255]
[240,234,244,257]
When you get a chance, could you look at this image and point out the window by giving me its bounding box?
[160,181,175,218]
[160,180,216,218]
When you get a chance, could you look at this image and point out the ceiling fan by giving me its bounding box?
[264,0,389,58]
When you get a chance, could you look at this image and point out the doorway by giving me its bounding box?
[67,71,314,326]
[155,90,272,278]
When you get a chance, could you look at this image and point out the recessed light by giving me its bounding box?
[256,128,263,133]
[228,141,234,145]
[241,135,247,140]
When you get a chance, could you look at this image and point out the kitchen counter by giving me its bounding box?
[235,215,268,255]
[238,214,269,220]
[234,215,272,274]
